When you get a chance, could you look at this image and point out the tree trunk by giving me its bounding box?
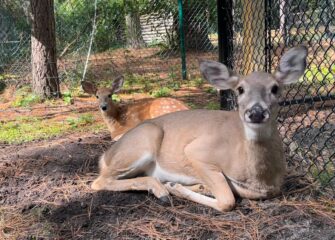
[241,0,265,74]
[125,1,145,49]
[184,1,213,51]
[125,13,145,48]
[30,0,60,98]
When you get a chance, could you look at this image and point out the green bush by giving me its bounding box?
[12,93,42,107]
[66,113,95,129]
[303,64,335,86]
[55,0,126,54]
[112,94,121,102]
[62,91,74,104]
[151,87,172,98]
[205,87,218,94]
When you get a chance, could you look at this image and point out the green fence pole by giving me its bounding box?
[178,0,187,80]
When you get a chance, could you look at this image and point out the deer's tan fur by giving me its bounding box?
[82,77,189,140]
[91,47,307,211]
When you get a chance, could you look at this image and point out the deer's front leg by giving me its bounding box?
[185,184,212,196]
[92,176,170,200]
[165,169,235,212]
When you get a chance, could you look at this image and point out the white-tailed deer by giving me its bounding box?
[82,76,189,140]
[91,47,307,211]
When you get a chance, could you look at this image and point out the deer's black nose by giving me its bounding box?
[100,104,107,111]
[245,104,269,124]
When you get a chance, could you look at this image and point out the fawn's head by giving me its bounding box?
[82,76,124,112]
[200,46,307,138]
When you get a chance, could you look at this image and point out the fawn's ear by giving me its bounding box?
[275,46,308,85]
[111,76,124,93]
[199,60,239,89]
[82,81,97,95]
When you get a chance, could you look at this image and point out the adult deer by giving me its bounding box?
[82,76,189,140]
[91,47,307,211]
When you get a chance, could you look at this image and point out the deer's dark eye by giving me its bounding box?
[108,94,112,98]
[237,86,244,95]
[96,95,99,99]
[271,85,279,95]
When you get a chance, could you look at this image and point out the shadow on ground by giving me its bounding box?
[1,132,335,239]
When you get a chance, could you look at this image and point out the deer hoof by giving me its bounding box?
[91,179,103,190]
[165,182,176,187]
[159,195,171,203]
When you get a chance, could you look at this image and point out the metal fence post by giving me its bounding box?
[217,0,234,110]
[178,0,187,80]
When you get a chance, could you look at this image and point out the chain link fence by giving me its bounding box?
[0,0,218,86]
[0,0,334,192]
[229,0,335,193]
[275,0,335,194]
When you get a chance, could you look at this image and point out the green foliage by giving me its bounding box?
[0,3,30,67]
[0,117,64,143]
[123,73,155,93]
[141,81,153,93]
[167,81,181,91]
[62,91,74,104]
[168,66,178,81]
[303,64,335,86]
[112,94,121,102]
[151,87,172,98]
[187,102,198,109]
[205,87,218,94]
[124,73,146,87]
[55,0,126,54]
[66,113,94,129]
[0,113,104,144]
[310,162,334,187]
[140,0,177,19]
[144,0,217,50]
[12,91,42,107]
[0,74,17,81]
[59,69,83,87]
[189,77,204,88]
[205,101,220,110]
[146,40,165,48]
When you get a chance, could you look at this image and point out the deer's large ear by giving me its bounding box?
[82,81,97,95]
[111,76,124,93]
[199,60,239,89]
[275,46,308,85]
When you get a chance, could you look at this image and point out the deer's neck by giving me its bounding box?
[101,102,127,129]
[242,120,277,141]
[242,134,285,189]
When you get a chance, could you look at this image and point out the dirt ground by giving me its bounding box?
[0,85,334,239]
[0,131,334,240]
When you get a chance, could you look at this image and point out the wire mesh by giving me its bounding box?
[272,0,335,194]
[231,0,335,193]
[0,0,219,85]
